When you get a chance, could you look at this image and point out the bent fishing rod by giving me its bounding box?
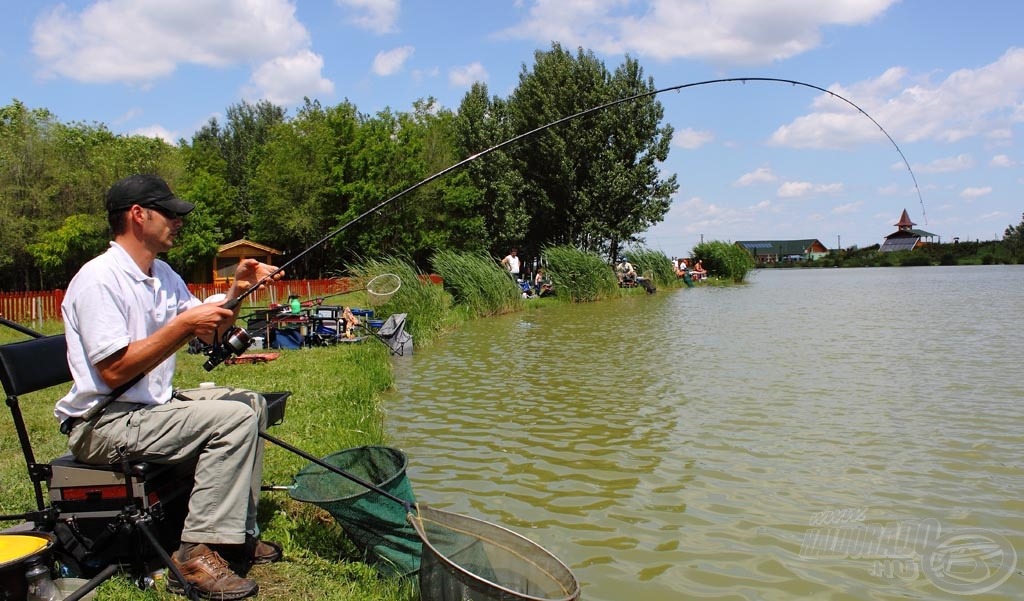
[205,76,927,368]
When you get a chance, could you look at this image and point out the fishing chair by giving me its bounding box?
[0,332,200,598]
[309,305,345,346]
[372,313,413,356]
[0,326,290,599]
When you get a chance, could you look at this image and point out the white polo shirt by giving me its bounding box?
[55,242,200,422]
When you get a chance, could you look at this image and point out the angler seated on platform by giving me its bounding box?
[691,259,707,281]
[341,306,361,339]
[55,174,283,600]
[616,257,637,287]
[534,268,554,298]
[674,258,689,278]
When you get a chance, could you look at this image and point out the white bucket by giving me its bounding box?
[252,336,265,350]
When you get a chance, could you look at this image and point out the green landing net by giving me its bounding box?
[287,446,580,601]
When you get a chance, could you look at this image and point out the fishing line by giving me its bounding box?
[205,77,925,367]
[226,76,925,311]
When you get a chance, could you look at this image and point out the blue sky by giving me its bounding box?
[3,1,1022,257]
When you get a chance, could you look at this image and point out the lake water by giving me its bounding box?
[385,266,1024,600]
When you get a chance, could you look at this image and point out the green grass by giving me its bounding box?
[692,240,756,283]
[623,247,677,289]
[349,255,458,344]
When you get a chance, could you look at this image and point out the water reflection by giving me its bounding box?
[386,266,1024,600]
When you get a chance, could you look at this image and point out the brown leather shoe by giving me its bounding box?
[167,544,258,600]
[247,535,283,565]
[215,535,283,572]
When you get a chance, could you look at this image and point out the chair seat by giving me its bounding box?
[50,453,160,481]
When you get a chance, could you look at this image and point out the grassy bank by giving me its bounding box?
[0,245,693,600]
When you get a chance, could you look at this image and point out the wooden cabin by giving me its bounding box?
[213,239,282,285]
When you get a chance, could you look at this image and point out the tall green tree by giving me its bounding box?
[0,100,181,289]
[454,83,528,254]
[351,99,488,265]
[190,100,286,241]
[0,100,57,288]
[506,43,677,258]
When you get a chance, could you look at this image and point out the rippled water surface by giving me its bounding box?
[385,266,1024,600]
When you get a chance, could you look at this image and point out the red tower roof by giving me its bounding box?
[894,209,916,228]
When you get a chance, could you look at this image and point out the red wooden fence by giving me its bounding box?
[0,290,66,326]
[1,278,354,324]
[1,275,442,326]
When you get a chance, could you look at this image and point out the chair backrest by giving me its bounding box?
[376,313,407,338]
[0,334,72,398]
[0,334,71,510]
[375,314,412,356]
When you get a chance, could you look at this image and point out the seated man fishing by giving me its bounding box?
[616,256,637,286]
[54,174,283,599]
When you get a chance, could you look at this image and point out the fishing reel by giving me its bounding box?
[202,326,253,371]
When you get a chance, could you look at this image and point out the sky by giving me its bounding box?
[2,0,1023,257]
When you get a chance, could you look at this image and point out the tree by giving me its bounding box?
[505,44,677,258]
[0,100,181,289]
[249,99,361,278]
[1004,212,1024,263]
[26,213,109,284]
[454,83,529,254]
[189,100,287,242]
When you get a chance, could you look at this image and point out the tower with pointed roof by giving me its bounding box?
[895,209,915,231]
[879,209,936,252]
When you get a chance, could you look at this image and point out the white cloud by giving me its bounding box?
[777,182,812,197]
[247,50,334,105]
[961,186,993,199]
[735,166,777,187]
[32,0,310,84]
[832,201,863,214]
[131,124,177,144]
[449,62,488,88]
[913,154,975,174]
[777,181,843,198]
[411,66,440,82]
[336,0,400,34]
[674,128,714,150]
[501,0,897,65]
[770,48,1024,149]
[372,46,414,76]
[990,154,1016,167]
[114,108,143,125]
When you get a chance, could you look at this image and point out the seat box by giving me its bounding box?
[48,456,194,520]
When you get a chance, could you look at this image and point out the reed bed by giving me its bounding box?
[429,250,523,317]
[542,245,619,303]
[691,240,756,283]
[623,247,677,289]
